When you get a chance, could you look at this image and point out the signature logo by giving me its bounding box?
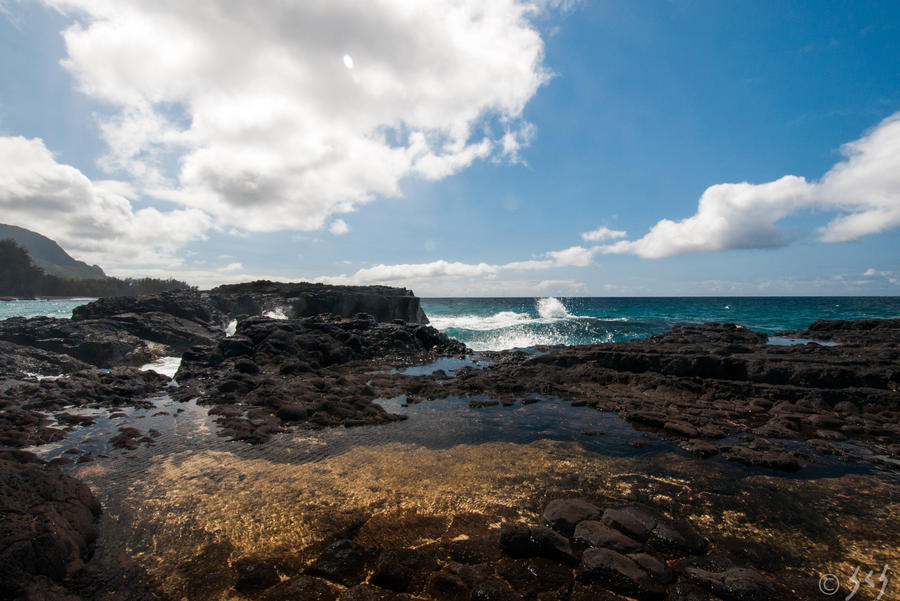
[819,565,889,600]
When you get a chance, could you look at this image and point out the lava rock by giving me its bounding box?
[306,539,375,586]
[542,498,603,535]
[574,520,644,554]
[579,548,665,600]
[685,566,776,601]
[0,450,100,599]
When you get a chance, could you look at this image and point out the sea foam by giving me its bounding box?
[264,307,289,319]
[428,311,532,331]
[429,298,577,332]
[536,297,571,319]
[140,356,182,379]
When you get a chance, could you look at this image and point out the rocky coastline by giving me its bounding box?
[0,282,897,600]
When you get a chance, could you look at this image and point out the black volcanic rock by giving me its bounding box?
[579,548,665,599]
[0,367,170,448]
[0,339,92,381]
[778,318,900,345]
[432,319,900,468]
[172,314,466,441]
[542,498,603,535]
[0,315,156,367]
[0,449,100,599]
[2,282,432,371]
[72,289,223,324]
[685,566,776,601]
[210,280,429,324]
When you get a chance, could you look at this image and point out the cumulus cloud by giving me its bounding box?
[581,226,626,242]
[604,112,900,258]
[45,0,553,232]
[603,176,813,258]
[0,136,210,267]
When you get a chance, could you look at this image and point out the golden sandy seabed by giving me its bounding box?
[76,439,900,601]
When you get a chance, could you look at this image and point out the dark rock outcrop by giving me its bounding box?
[0,449,100,600]
[778,318,900,345]
[0,340,92,382]
[0,367,171,448]
[172,314,465,441]
[427,320,900,469]
[210,281,429,324]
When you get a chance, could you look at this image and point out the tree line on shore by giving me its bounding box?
[0,239,193,297]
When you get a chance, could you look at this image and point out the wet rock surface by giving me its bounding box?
[0,367,170,449]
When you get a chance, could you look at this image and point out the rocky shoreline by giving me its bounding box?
[0,283,898,600]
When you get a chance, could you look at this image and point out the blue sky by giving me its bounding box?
[1,0,899,295]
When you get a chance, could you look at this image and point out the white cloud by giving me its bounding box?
[535,279,586,291]
[863,267,894,279]
[218,262,243,273]
[817,113,900,241]
[581,226,626,242]
[603,176,813,258]
[498,122,536,165]
[329,219,349,236]
[604,112,900,258]
[544,245,596,267]
[0,135,209,267]
[45,0,554,233]
[319,244,600,285]
[324,260,500,285]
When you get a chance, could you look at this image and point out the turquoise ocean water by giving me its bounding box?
[422,296,900,351]
[3,296,900,352]
[0,298,96,320]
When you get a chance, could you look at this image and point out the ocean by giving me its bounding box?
[421,296,900,350]
[0,298,96,320]
[3,296,900,352]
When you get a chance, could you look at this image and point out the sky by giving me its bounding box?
[1,0,899,296]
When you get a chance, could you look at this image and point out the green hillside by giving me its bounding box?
[0,223,106,280]
[0,232,193,298]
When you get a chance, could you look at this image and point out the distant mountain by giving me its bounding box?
[0,223,106,280]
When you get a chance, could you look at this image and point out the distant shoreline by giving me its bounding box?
[0,296,97,302]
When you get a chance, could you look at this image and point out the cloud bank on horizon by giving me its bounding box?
[0,0,898,291]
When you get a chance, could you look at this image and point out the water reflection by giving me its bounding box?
[22,391,900,600]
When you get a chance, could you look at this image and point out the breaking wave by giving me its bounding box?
[427,297,637,351]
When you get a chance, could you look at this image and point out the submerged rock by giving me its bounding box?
[579,548,665,599]
[685,566,776,600]
[542,498,603,535]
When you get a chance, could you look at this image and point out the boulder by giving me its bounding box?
[685,566,776,600]
[0,450,100,598]
[542,498,603,535]
[579,548,665,599]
